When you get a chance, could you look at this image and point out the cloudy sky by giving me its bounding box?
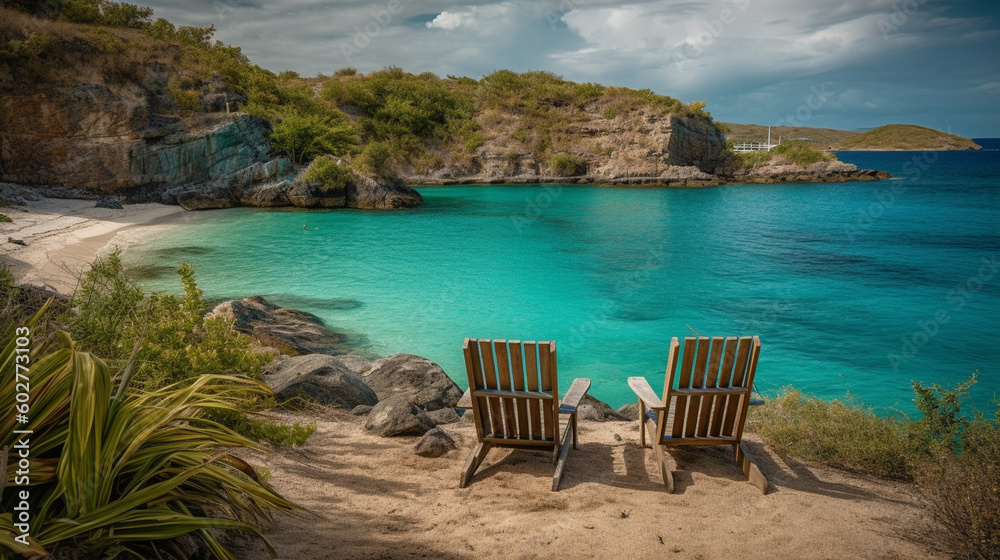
[142,0,1000,137]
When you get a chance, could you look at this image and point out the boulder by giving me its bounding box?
[207,296,350,355]
[345,175,423,209]
[362,354,463,411]
[351,404,374,416]
[266,354,377,409]
[427,407,461,426]
[329,354,374,375]
[414,427,456,457]
[240,180,291,207]
[95,197,123,209]
[577,395,627,422]
[616,403,641,421]
[365,397,436,437]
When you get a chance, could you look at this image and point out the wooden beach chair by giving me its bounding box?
[457,338,591,491]
[628,336,767,493]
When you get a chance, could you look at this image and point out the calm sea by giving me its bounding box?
[129,140,1000,413]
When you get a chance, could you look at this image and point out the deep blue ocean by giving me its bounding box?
[129,140,999,414]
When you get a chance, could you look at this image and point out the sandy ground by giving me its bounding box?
[0,198,185,294]
[233,410,938,560]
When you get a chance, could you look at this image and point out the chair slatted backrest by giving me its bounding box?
[658,336,760,444]
[463,338,560,446]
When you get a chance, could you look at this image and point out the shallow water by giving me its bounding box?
[130,144,1000,413]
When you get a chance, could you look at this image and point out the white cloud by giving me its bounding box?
[426,2,516,31]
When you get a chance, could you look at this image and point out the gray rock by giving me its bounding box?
[8,237,26,246]
[207,296,351,355]
[364,397,435,437]
[427,407,461,426]
[616,403,641,421]
[327,354,373,375]
[577,394,627,422]
[345,175,423,209]
[266,354,377,409]
[351,404,374,416]
[95,197,123,209]
[362,354,463,412]
[240,180,291,207]
[414,427,456,457]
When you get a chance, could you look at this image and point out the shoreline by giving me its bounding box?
[0,197,186,294]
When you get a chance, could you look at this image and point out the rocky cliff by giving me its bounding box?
[0,83,423,210]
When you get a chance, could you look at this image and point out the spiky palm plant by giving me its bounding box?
[1,305,296,558]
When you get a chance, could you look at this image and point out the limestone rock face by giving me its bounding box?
[362,354,463,412]
[266,354,378,409]
[207,296,352,355]
[365,397,436,437]
[344,175,423,209]
[0,83,291,198]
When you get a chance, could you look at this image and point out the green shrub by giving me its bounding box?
[270,111,357,164]
[0,320,296,557]
[551,153,587,176]
[0,213,10,223]
[304,155,356,190]
[0,32,52,62]
[770,140,833,167]
[353,141,395,178]
[747,389,914,480]
[168,78,201,112]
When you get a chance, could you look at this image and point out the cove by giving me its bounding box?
[130,149,1000,413]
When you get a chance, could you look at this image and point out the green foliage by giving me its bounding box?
[59,0,152,28]
[270,111,357,165]
[551,153,587,176]
[304,155,356,190]
[0,213,10,222]
[747,389,914,480]
[0,32,52,62]
[910,375,976,453]
[354,141,395,178]
[63,253,311,447]
[732,149,773,168]
[0,320,296,558]
[770,139,834,166]
[168,78,201,111]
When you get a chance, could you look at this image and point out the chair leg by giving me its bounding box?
[460,442,492,488]
[644,417,674,492]
[638,399,646,448]
[552,421,574,491]
[571,413,579,449]
[736,442,768,493]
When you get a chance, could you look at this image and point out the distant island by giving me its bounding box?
[721,123,982,151]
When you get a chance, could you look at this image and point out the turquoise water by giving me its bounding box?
[130,144,999,413]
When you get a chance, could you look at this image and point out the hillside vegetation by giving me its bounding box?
[835,124,982,150]
[0,1,716,183]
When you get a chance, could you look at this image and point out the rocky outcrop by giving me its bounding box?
[207,296,358,355]
[734,159,892,184]
[364,397,436,437]
[362,354,464,412]
[0,83,291,198]
[266,354,378,409]
[577,395,627,422]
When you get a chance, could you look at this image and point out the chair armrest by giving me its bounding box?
[558,378,591,414]
[628,377,666,411]
[457,389,472,409]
